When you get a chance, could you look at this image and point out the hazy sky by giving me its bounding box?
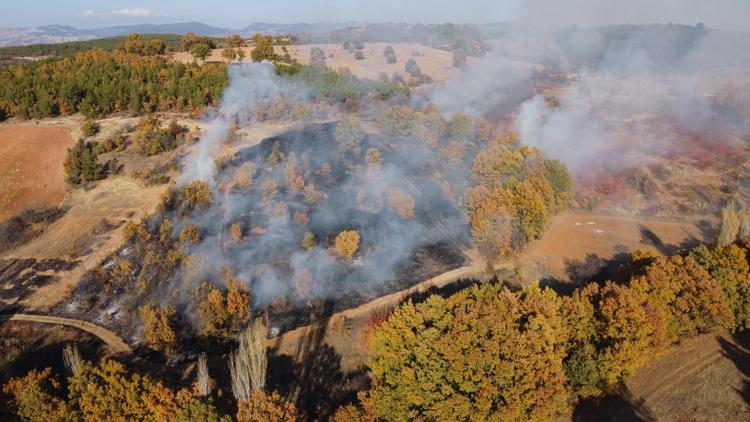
[3,0,749,31]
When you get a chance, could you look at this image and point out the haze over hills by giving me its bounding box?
[0,21,359,47]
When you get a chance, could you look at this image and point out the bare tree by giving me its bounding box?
[718,201,741,247]
[62,343,82,376]
[196,352,211,396]
[229,318,268,402]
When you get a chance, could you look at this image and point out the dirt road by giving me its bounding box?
[0,313,132,354]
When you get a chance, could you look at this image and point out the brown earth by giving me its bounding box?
[514,211,709,283]
[1,177,167,311]
[0,124,73,221]
[172,42,468,87]
[620,330,750,421]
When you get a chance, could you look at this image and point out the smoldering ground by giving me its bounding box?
[174,63,469,307]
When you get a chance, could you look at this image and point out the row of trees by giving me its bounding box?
[3,337,300,421]
[336,240,750,421]
[0,49,228,119]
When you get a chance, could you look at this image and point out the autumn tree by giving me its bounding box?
[690,244,750,330]
[251,35,276,62]
[334,116,365,150]
[140,303,179,353]
[387,187,416,218]
[195,268,252,336]
[2,368,74,421]
[446,113,474,141]
[375,105,415,137]
[191,43,212,62]
[718,200,741,247]
[222,47,237,63]
[335,230,360,259]
[81,118,100,137]
[236,391,299,422]
[562,282,657,396]
[366,284,570,421]
[629,254,734,344]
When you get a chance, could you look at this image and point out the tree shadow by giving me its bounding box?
[638,224,702,256]
[718,331,750,407]
[267,300,362,421]
[572,384,656,422]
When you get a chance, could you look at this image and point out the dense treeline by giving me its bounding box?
[0,34,187,59]
[336,241,750,421]
[0,49,228,119]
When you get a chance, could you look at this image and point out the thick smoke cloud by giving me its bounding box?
[518,0,750,32]
[427,17,750,175]
[179,64,302,184]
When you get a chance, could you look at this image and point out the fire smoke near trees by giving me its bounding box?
[175,63,468,306]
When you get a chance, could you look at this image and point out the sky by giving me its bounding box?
[3,0,749,31]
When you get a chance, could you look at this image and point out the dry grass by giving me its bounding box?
[172,42,467,87]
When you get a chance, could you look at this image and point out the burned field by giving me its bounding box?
[55,120,473,339]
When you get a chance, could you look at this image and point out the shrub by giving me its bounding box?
[81,119,100,137]
[302,231,317,250]
[404,58,420,76]
[354,50,365,60]
[133,115,180,156]
[335,230,360,258]
[365,148,383,167]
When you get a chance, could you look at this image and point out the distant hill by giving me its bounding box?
[0,21,362,47]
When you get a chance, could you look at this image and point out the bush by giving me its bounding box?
[81,119,100,137]
[302,231,317,250]
[354,50,365,60]
[133,115,181,156]
[405,58,421,76]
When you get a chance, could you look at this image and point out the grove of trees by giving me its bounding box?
[0,49,227,119]
[337,240,750,421]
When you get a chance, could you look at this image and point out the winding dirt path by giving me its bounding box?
[0,313,132,354]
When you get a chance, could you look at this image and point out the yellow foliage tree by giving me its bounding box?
[335,230,360,259]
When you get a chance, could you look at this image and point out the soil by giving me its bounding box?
[608,330,750,421]
[0,124,73,221]
[514,211,710,285]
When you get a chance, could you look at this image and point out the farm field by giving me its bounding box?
[0,124,73,220]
